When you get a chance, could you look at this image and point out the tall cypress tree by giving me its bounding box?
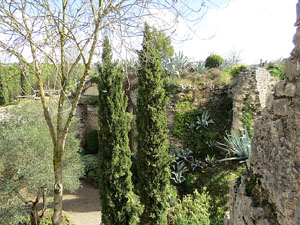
[136,23,170,225]
[98,36,142,225]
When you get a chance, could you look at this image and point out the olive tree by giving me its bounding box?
[0,1,209,224]
[0,101,84,225]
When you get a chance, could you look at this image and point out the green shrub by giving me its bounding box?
[229,65,248,78]
[86,96,99,105]
[205,54,224,69]
[267,62,285,80]
[184,173,198,193]
[82,154,98,174]
[169,189,211,225]
[163,77,179,95]
[86,130,99,154]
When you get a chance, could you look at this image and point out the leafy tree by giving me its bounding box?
[152,28,174,59]
[205,54,224,69]
[0,101,84,225]
[0,65,9,105]
[136,23,170,225]
[98,37,142,225]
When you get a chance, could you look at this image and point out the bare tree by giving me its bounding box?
[0,1,210,224]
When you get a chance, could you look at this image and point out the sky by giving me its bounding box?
[173,0,298,64]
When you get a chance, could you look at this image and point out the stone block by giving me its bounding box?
[285,83,296,97]
[273,99,290,116]
[274,81,286,97]
[266,94,274,111]
[285,58,298,81]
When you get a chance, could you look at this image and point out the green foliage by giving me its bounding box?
[246,177,258,197]
[184,173,198,193]
[196,60,206,74]
[229,65,248,78]
[172,109,200,139]
[161,51,189,78]
[218,128,251,162]
[86,130,99,154]
[152,28,174,59]
[0,70,9,105]
[241,102,256,136]
[198,163,243,225]
[136,24,170,225]
[98,36,142,225]
[82,154,98,174]
[86,96,99,105]
[267,62,285,80]
[0,101,84,224]
[205,54,224,69]
[169,189,211,225]
[163,77,179,96]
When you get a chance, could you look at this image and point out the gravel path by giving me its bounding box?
[63,180,102,225]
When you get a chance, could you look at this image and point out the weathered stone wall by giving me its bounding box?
[228,3,300,224]
[231,68,276,132]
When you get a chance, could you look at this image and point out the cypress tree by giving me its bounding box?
[136,23,170,225]
[98,36,142,225]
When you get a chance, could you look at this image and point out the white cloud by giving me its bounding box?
[175,0,297,64]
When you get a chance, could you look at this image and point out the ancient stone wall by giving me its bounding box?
[228,2,300,224]
[231,68,276,132]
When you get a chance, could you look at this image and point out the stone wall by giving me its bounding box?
[231,67,276,132]
[228,2,300,224]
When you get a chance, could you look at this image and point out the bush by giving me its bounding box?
[229,65,248,78]
[169,189,211,225]
[86,130,99,154]
[205,54,224,69]
[163,77,179,95]
[184,173,198,193]
[267,62,285,80]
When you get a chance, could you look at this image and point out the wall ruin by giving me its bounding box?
[228,2,300,224]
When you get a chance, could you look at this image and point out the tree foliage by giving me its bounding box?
[0,101,84,225]
[205,54,224,69]
[136,23,170,225]
[98,37,142,225]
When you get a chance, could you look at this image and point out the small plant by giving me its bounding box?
[168,189,211,225]
[161,51,189,78]
[175,148,194,164]
[190,158,203,171]
[184,173,198,193]
[197,60,206,74]
[195,111,214,129]
[229,65,248,78]
[205,54,224,69]
[169,185,180,207]
[205,154,216,165]
[218,128,251,163]
[171,161,189,184]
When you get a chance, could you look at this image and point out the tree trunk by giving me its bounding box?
[30,195,40,225]
[52,158,63,225]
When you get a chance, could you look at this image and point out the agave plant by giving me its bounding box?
[218,128,251,163]
[195,111,214,129]
[205,154,216,165]
[197,60,206,74]
[191,158,203,171]
[161,51,189,78]
[171,161,189,184]
[175,148,194,164]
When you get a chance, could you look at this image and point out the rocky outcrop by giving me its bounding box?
[231,68,277,132]
[228,2,300,224]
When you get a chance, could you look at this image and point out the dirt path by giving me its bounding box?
[63,180,101,225]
